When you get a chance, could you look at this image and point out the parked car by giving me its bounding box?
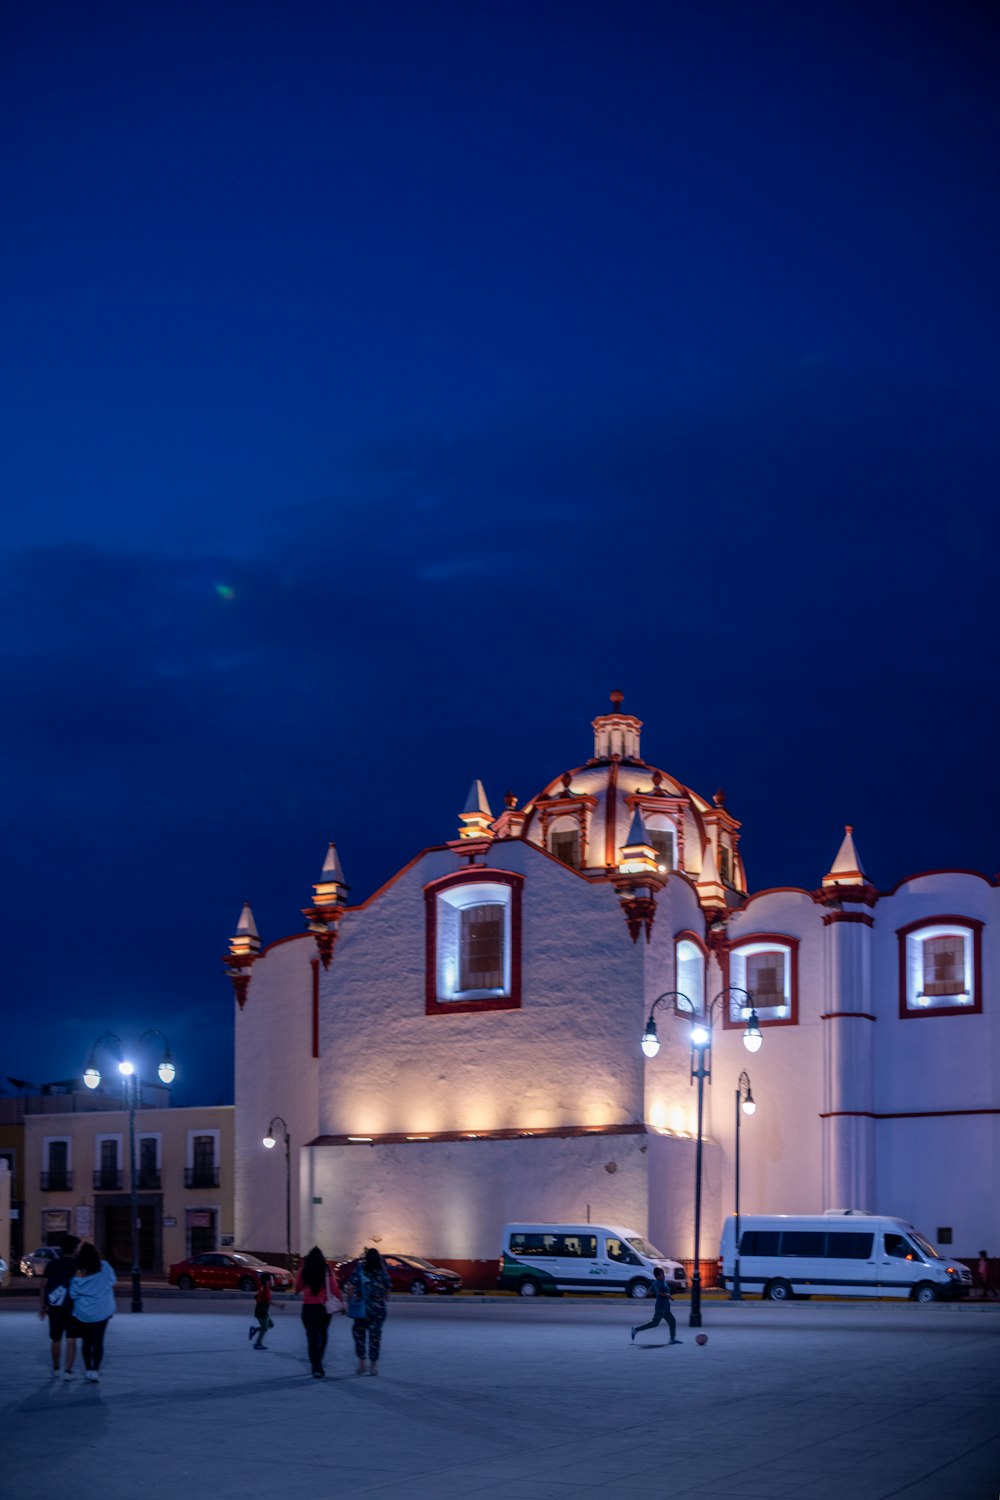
[336,1253,461,1296]
[20,1246,60,1277]
[168,1251,293,1293]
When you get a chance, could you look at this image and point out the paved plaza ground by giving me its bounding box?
[1,1295,998,1499]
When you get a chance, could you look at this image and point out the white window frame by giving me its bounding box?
[905,925,973,1011]
[730,942,793,1021]
[645,816,676,873]
[186,1129,220,1169]
[676,938,706,1016]
[44,1136,72,1172]
[436,881,512,1001]
[137,1132,162,1168]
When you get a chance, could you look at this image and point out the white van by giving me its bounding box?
[498,1222,687,1298]
[719,1211,972,1302]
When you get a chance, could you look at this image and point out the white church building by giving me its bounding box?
[228,695,998,1284]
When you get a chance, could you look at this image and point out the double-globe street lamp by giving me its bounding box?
[730,1069,756,1302]
[262,1116,292,1269]
[83,1030,176,1312]
[640,987,762,1327]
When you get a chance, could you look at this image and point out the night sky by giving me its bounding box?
[3,2,998,1105]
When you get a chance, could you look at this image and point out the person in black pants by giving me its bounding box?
[630,1267,682,1345]
[295,1246,343,1378]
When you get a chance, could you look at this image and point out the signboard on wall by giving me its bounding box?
[75,1206,92,1239]
[163,1217,177,1228]
[189,1211,212,1228]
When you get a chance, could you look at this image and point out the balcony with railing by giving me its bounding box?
[40,1170,73,1191]
[185,1166,219,1188]
[93,1168,123,1191]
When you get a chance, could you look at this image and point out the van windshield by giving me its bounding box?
[626,1236,666,1260]
[908,1231,940,1260]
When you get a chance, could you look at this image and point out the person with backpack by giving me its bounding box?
[295,1246,343,1378]
[38,1233,80,1379]
[68,1241,117,1382]
[630,1266,682,1346]
[249,1271,274,1349]
[346,1247,391,1375]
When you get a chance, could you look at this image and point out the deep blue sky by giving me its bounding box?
[2,1,998,1105]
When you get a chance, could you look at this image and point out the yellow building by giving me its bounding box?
[23,1104,234,1274]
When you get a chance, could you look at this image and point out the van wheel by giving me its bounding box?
[914,1283,938,1304]
[765,1279,793,1302]
[518,1279,541,1297]
[627,1278,653,1299]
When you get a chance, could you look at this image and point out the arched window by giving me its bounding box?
[645,817,675,874]
[675,934,706,1015]
[898,916,982,1017]
[424,870,523,1015]
[548,815,581,868]
[728,936,798,1026]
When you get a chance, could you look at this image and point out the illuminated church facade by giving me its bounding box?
[229,695,998,1277]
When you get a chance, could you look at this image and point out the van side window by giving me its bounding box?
[740,1231,780,1256]
[826,1232,874,1259]
[509,1232,596,1258]
[780,1231,826,1257]
[885,1234,916,1260]
[606,1237,641,1265]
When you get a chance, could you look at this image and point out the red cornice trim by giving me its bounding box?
[738,886,815,909]
[258,931,312,959]
[820,1011,877,1021]
[820,1108,1000,1120]
[822,911,874,927]
[310,958,320,1059]
[897,915,984,1021]
[424,870,523,1016]
[883,868,998,897]
[305,1123,650,1147]
[604,758,619,868]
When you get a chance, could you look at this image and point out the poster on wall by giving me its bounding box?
[75,1206,93,1239]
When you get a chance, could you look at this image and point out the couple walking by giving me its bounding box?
[40,1234,118,1381]
[296,1245,390,1378]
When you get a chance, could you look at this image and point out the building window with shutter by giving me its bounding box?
[550,829,580,868]
[728,936,798,1027]
[899,917,982,1017]
[425,870,523,1014]
[648,828,675,873]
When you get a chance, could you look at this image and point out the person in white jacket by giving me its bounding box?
[69,1242,117,1382]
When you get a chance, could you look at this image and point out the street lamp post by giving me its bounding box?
[83,1031,175,1313]
[640,987,762,1328]
[262,1117,291,1269]
[731,1069,756,1302]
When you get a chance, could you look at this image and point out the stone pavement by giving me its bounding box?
[1,1298,998,1500]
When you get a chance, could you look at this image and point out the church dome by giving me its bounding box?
[518,692,746,892]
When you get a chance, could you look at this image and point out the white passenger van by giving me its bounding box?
[498,1222,687,1298]
[719,1211,972,1302]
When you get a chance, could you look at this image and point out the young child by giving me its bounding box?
[630,1266,682,1345]
[249,1272,273,1349]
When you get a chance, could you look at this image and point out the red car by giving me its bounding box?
[168,1251,293,1293]
[336,1253,461,1296]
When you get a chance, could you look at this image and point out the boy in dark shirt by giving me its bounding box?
[39,1233,80,1378]
[630,1266,682,1345]
[249,1272,273,1349]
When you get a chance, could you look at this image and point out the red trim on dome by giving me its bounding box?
[604,759,619,868]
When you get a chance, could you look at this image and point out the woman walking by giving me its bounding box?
[346,1247,391,1375]
[69,1242,117,1382]
[295,1246,343,1378]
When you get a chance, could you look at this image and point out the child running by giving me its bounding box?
[249,1272,273,1349]
[630,1266,682,1345]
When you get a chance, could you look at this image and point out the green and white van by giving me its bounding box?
[497,1222,687,1298]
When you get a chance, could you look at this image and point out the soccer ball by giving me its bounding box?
[695,1332,708,1345]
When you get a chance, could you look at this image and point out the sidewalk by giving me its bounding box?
[2,1300,998,1499]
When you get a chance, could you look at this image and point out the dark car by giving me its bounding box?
[336,1253,461,1296]
[168,1251,293,1293]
